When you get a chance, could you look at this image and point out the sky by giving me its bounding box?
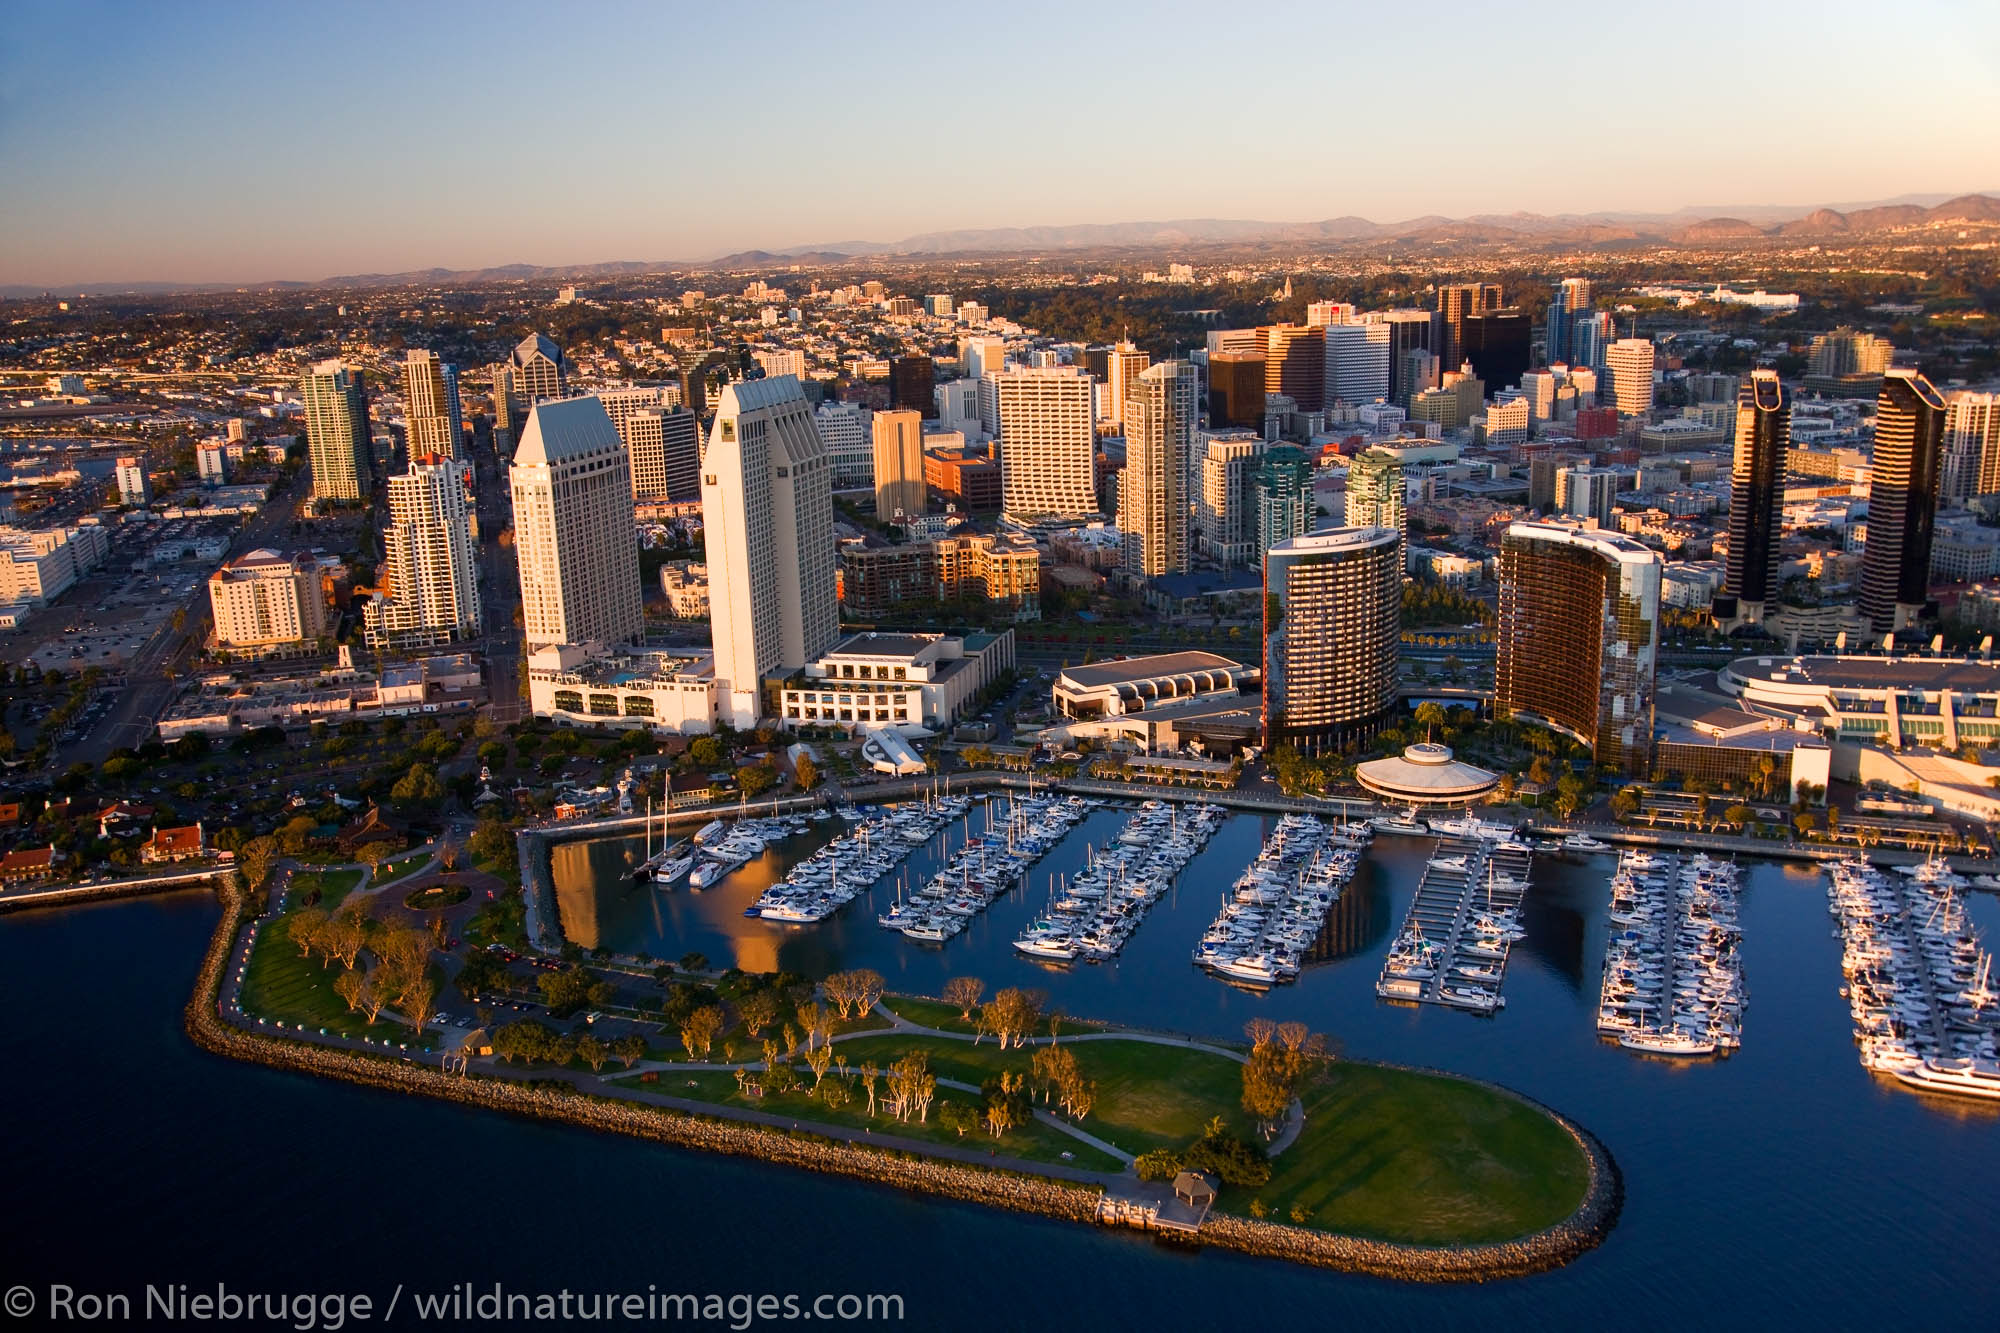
[2,0,1997,286]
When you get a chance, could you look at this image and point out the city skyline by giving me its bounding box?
[3,1,1998,287]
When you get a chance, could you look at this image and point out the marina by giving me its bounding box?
[1827,855,2000,1101]
[1377,823,1534,1012]
[1012,799,1226,963]
[1191,813,1369,987]
[877,793,1095,943]
[749,793,984,923]
[1595,850,1746,1057]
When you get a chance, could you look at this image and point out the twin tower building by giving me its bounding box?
[512,377,833,731]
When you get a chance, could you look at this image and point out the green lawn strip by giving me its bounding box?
[238,919,436,1049]
[607,1068,1122,1171]
[880,994,1108,1038]
[1238,1064,1592,1245]
[830,1034,1246,1158]
[371,851,433,888]
[288,868,363,910]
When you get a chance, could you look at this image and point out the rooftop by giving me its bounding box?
[1060,650,1248,689]
[1725,654,2000,694]
[1355,743,1499,805]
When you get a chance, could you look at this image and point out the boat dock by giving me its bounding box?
[1376,831,1533,1013]
[1596,850,1745,1056]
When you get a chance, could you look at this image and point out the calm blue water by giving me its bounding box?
[4,813,1998,1331]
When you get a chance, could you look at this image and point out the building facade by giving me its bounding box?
[511,397,643,650]
[208,549,328,651]
[402,350,465,458]
[511,333,566,404]
[779,631,1015,735]
[872,409,926,521]
[365,457,481,650]
[1118,360,1198,578]
[301,360,372,503]
[994,367,1099,524]
[1255,444,1314,554]
[1858,368,1947,633]
[1717,368,1790,626]
[1605,339,1657,417]
[1263,527,1401,754]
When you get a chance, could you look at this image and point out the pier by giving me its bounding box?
[1377,832,1531,1012]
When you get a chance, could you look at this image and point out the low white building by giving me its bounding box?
[527,644,717,735]
[0,524,111,606]
[780,630,1014,735]
[658,561,709,617]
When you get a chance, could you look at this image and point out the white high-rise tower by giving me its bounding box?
[1118,360,1198,577]
[702,377,837,729]
[510,397,642,649]
[366,457,481,649]
[994,367,1098,524]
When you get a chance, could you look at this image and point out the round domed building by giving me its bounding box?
[1355,742,1498,808]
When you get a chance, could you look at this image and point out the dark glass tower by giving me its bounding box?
[1858,368,1946,633]
[1717,369,1789,625]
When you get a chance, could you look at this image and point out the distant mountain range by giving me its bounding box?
[9,192,1997,296]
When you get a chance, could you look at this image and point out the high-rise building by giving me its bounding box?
[511,397,643,650]
[1103,341,1151,427]
[402,350,465,458]
[366,457,481,650]
[1324,322,1392,405]
[994,367,1099,523]
[1435,282,1502,369]
[703,377,838,728]
[1304,300,1354,328]
[511,333,566,404]
[1545,278,1592,364]
[1804,328,1894,397]
[1556,464,1618,528]
[1496,521,1660,777]
[300,360,371,502]
[208,549,329,650]
[1717,369,1790,626]
[754,349,807,381]
[1255,444,1314,554]
[872,409,926,521]
[1572,312,1616,375]
[890,355,936,418]
[960,336,1006,382]
[630,405,700,503]
[1399,349,1441,408]
[1263,527,1401,754]
[1207,350,1267,428]
[1457,310,1531,393]
[1198,432,1265,568]
[813,401,873,489]
[114,456,150,506]
[1380,310,1436,404]
[489,363,516,438]
[1859,368,1948,632]
[196,442,229,487]
[1345,448,1406,547]
[1605,339,1657,417]
[1118,360,1198,577]
[1942,391,2000,501]
[1260,324,1326,414]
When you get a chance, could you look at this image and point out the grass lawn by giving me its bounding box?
[238,915,435,1049]
[288,868,363,910]
[880,994,1106,1038]
[829,1034,1250,1158]
[607,1068,1123,1172]
[372,850,432,888]
[1242,1063,1592,1245]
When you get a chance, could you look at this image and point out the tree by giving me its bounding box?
[355,840,399,877]
[1413,701,1447,741]
[687,735,724,768]
[1794,811,1819,838]
[612,1033,647,1068]
[468,821,511,865]
[1724,803,1754,833]
[795,1000,833,1051]
[886,1051,937,1122]
[981,1070,1029,1137]
[860,1063,881,1117]
[334,967,365,1014]
[936,1101,977,1139]
[793,755,820,791]
[575,1034,608,1072]
[286,906,329,959]
[806,1042,833,1087]
[737,989,783,1038]
[979,987,1046,1049]
[736,764,776,798]
[943,976,985,1021]
[391,763,445,806]
[435,838,460,872]
[679,1005,725,1059]
[405,975,437,1032]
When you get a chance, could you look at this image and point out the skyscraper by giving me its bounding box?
[1859,368,1947,632]
[1254,444,1314,553]
[1263,527,1401,754]
[1605,339,1656,417]
[1717,369,1789,627]
[626,404,699,503]
[1942,391,2000,501]
[1260,324,1326,414]
[489,363,516,438]
[402,350,465,459]
[1197,432,1265,568]
[1117,360,1198,577]
[872,409,926,521]
[1380,311,1435,404]
[511,333,566,404]
[300,360,371,502]
[1345,448,1406,548]
[1103,341,1150,427]
[366,457,481,650]
[1457,310,1531,392]
[1324,322,1392,405]
[994,367,1099,524]
[1545,278,1592,364]
[1496,521,1660,777]
[1804,328,1894,397]
[704,377,837,729]
[890,355,936,418]
[1207,350,1266,428]
[1435,282,1501,369]
[1572,311,1616,375]
[511,397,642,649]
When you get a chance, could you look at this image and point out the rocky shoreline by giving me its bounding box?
[185,881,1618,1282]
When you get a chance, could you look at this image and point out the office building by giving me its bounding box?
[1716,369,1790,627]
[779,631,1015,736]
[511,397,643,650]
[1457,310,1531,392]
[1380,310,1435,404]
[115,456,150,506]
[631,404,700,503]
[489,363,515,438]
[1859,369,1947,632]
[872,409,926,521]
[1496,521,1661,777]
[1261,324,1326,414]
[1605,339,1657,417]
[1572,312,1617,375]
[1118,360,1198,577]
[300,360,371,502]
[1263,527,1401,753]
[196,442,229,487]
[208,549,328,651]
[1324,322,1392,405]
[702,377,837,728]
[1435,282,1502,369]
[960,336,1006,382]
[1345,448,1405,545]
[994,367,1099,523]
[754,349,806,381]
[1254,444,1314,553]
[1208,350,1267,428]
[1545,278,1592,364]
[814,401,874,489]
[924,446,1002,511]
[366,457,481,650]
[511,333,566,404]
[402,350,465,458]
[1101,341,1151,428]
[1804,328,1894,397]
[1556,463,1618,528]
[890,356,936,419]
[1198,433,1266,568]
[1400,349,1441,408]
[1942,391,2000,501]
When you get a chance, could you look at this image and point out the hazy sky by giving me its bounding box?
[3,0,1997,285]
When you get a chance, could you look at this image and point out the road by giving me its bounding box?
[472,432,523,722]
